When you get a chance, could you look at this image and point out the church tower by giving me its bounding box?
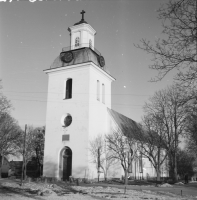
[43,11,115,180]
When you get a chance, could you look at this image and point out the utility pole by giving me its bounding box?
[21,124,27,186]
[98,147,100,182]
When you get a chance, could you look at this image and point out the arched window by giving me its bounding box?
[75,37,80,47]
[89,39,92,49]
[65,79,72,99]
[97,80,100,101]
[102,83,105,104]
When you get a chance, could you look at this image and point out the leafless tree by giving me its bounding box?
[89,134,116,181]
[142,84,189,181]
[33,127,45,177]
[135,0,197,86]
[0,80,12,116]
[139,115,168,181]
[17,126,45,179]
[106,128,138,185]
[185,114,197,155]
[0,113,22,178]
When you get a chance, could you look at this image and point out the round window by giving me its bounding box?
[61,114,72,127]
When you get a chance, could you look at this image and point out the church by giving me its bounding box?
[43,11,168,181]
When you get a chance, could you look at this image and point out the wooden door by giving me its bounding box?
[63,148,72,181]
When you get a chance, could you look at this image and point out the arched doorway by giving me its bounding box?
[63,147,72,181]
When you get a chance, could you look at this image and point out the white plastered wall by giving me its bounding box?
[43,64,91,179]
[87,64,114,179]
[43,62,115,180]
[69,23,96,50]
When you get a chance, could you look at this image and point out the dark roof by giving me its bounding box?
[74,19,88,26]
[107,108,142,140]
[107,108,167,148]
[50,47,105,70]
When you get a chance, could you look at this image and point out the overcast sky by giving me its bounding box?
[0,0,175,129]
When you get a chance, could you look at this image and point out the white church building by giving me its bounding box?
[43,11,168,181]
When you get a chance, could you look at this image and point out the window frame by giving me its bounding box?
[65,78,72,99]
[102,83,105,104]
[97,80,100,101]
[75,37,80,47]
[89,39,92,48]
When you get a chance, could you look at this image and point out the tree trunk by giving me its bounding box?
[98,173,100,182]
[0,154,4,178]
[24,158,27,180]
[105,166,108,181]
[174,109,178,182]
[124,169,128,185]
[35,149,42,177]
[168,150,176,180]
[104,170,107,181]
[173,151,178,182]
[156,165,161,181]
[100,165,107,181]
[157,147,161,181]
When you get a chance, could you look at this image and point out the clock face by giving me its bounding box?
[98,56,105,68]
[60,51,73,63]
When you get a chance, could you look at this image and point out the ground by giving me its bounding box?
[0,178,197,200]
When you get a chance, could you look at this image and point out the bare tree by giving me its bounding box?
[177,148,195,178]
[0,95,12,116]
[106,129,138,185]
[0,80,12,116]
[17,126,43,179]
[142,84,189,181]
[0,113,22,178]
[185,114,197,155]
[135,0,197,86]
[139,115,168,181]
[33,127,45,177]
[0,80,22,178]
[89,134,116,181]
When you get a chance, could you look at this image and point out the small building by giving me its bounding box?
[0,156,10,178]
[9,161,23,177]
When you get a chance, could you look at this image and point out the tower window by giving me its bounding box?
[65,79,72,99]
[75,37,80,47]
[102,83,105,104]
[97,80,100,101]
[89,39,92,49]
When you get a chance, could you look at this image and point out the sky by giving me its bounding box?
[0,0,175,130]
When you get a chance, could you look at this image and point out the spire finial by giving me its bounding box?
[80,10,85,21]
[74,10,87,25]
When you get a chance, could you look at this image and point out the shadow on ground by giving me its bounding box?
[55,181,108,200]
[0,183,43,200]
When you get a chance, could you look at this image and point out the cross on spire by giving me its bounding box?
[80,10,85,21]
[74,10,88,25]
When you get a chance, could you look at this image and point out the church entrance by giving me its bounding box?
[63,147,72,181]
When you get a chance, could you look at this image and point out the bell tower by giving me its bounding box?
[68,10,96,50]
[43,11,115,181]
